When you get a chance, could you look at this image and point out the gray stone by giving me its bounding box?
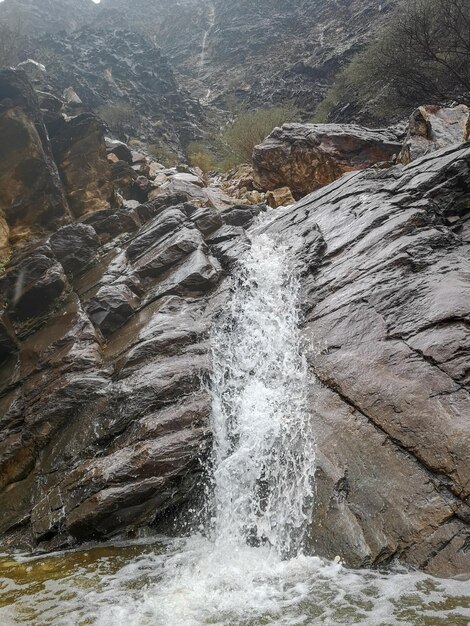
[49,223,100,276]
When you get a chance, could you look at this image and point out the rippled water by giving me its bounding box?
[2,230,469,625]
[1,537,470,625]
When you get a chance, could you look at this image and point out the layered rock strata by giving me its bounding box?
[253,123,402,197]
[260,142,470,576]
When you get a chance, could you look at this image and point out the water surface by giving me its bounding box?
[1,537,470,625]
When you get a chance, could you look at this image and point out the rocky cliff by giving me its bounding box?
[1,0,399,120]
[98,0,399,114]
[0,0,96,34]
[0,67,469,579]
[29,28,205,153]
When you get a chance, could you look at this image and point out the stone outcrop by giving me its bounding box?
[398,104,470,165]
[253,123,402,197]
[30,28,205,156]
[260,142,470,577]
[50,113,116,217]
[0,182,258,550]
[1,127,469,579]
[265,187,295,208]
[0,69,69,259]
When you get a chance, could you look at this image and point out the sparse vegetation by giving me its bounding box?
[97,102,135,138]
[147,141,179,167]
[314,0,470,123]
[221,104,299,166]
[186,142,216,173]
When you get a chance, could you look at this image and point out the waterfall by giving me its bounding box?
[199,0,215,75]
[92,230,318,625]
[208,231,315,557]
[85,230,470,626]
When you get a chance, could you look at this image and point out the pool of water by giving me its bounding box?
[1,536,470,626]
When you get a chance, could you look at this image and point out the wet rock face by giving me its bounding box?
[32,28,204,155]
[398,104,470,165]
[51,113,116,217]
[0,69,69,258]
[0,162,253,549]
[261,143,470,577]
[253,123,402,197]
[49,224,100,276]
[0,251,69,328]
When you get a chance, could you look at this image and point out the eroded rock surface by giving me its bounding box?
[260,143,470,576]
[0,168,249,550]
[0,69,69,259]
[253,123,401,197]
[50,113,116,217]
[398,104,470,165]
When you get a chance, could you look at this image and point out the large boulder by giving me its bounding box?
[253,122,401,197]
[0,250,69,328]
[0,69,69,259]
[398,104,470,165]
[49,223,100,276]
[51,113,116,217]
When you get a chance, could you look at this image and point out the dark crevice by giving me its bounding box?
[416,520,465,570]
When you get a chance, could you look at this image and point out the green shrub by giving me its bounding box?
[315,0,470,123]
[147,142,178,167]
[221,104,299,165]
[97,102,134,137]
[186,142,216,173]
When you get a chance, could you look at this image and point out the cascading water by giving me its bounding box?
[3,229,470,626]
[209,232,315,557]
[199,0,215,76]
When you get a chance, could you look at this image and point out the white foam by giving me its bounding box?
[3,229,470,626]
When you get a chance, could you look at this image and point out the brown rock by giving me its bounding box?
[110,160,149,203]
[0,69,69,258]
[82,208,141,243]
[398,104,470,165]
[253,122,401,196]
[87,284,139,337]
[51,113,115,217]
[265,186,295,208]
[149,177,233,209]
[105,138,133,164]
